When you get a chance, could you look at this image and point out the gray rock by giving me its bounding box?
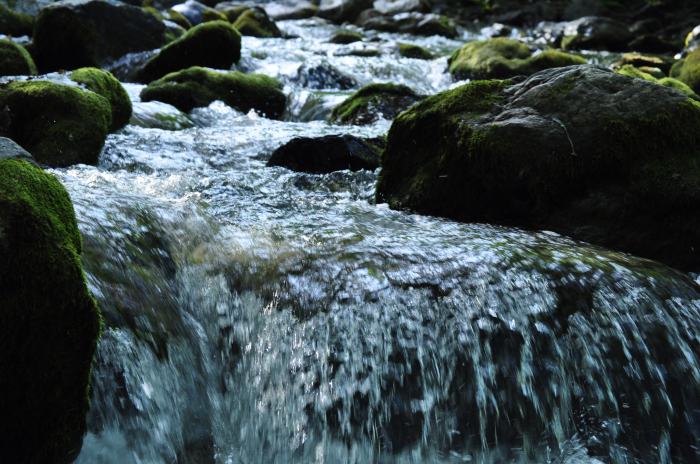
[317,0,373,24]
[0,137,35,164]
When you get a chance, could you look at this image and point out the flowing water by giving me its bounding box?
[44,13,700,464]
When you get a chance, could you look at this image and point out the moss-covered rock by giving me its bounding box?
[0,4,34,37]
[0,39,37,76]
[0,156,100,463]
[359,12,457,38]
[71,67,133,130]
[171,0,226,26]
[329,29,363,44]
[670,47,700,95]
[218,5,250,23]
[448,38,586,80]
[616,64,699,99]
[165,8,192,29]
[614,52,674,75]
[377,65,700,271]
[135,20,241,83]
[232,7,282,38]
[0,80,111,166]
[33,0,169,72]
[140,66,286,118]
[398,42,434,60]
[267,134,380,173]
[330,83,423,125]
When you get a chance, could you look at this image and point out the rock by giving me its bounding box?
[613,52,674,75]
[0,156,100,464]
[561,16,632,52]
[397,42,434,60]
[265,1,317,20]
[376,65,700,271]
[329,29,364,44]
[171,0,226,26]
[231,7,281,38]
[70,67,133,130]
[267,134,380,173]
[135,20,241,83]
[0,5,34,37]
[671,48,700,95]
[317,0,373,24]
[296,61,357,90]
[616,64,698,100]
[330,83,423,125]
[33,0,170,72]
[448,38,585,80]
[0,80,112,166]
[130,100,194,130]
[0,136,34,162]
[684,24,700,55]
[373,0,430,15]
[164,8,192,29]
[627,34,679,54]
[0,39,37,76]
[360,12,458,38]
[217,4,249,22]
[140,66,286,117]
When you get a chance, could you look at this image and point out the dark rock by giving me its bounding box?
[377,65,700,271]
[171,0,226,25]
[561,16,633,52]
[329,29,364,44]
[296,61,358,90]
[374,0,430,15]
[330,83,423,125]
[0,156,100,464]
[359,12,457,38]
[33,0,170,72]
[0,39,37,76]
[267,134,380,173]
[317,0,373,24]
[231,6,281,38]
[397,42,434,60]
[0,5,34,37]
[134,20,241,83]
[140,66,286,117]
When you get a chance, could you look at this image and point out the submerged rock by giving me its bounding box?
[0,154,100,463]
[0,39,37,76]
[377,65,700,271]
[267,134,380,173]
[0,80,112,166]
[329,29,364,44]
[33,0,169,72]
[135,20,241,83]
[0,5,34,37]
[330,83,423,125]
[231,7,281,38]
[70,67,133,130]
[140,66,286,117]
[448,38,586,80]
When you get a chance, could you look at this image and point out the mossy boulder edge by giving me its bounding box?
[0,156,101,463]
[71,67,133,131]
[0,39,37,77]
[377,65,700,271]
[330,83,423,125]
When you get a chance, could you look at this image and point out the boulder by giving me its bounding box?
[231,7,282,38]
[397,42,434,60]
[561,16,633,51]
[330,83,423,125]
[448,38,586,80]
[140,66,286,117]
[616,64,698,100]
[377,65,700,271]
[0,153,100,463]
[0,5,34,37]
[317,0,373,24]
[265,1,317,20]
[329,29,364,44]
[670,48,700,95]
[70,67,133,130]
[135,20,241,83]
[171,0,226,25]
[373,0,430,15]
[33,0,169,72]
[295,61,357,90]
[0,39,37,76]
[359,12,457,38]
[267,134,380,173]
[0,80,112,166]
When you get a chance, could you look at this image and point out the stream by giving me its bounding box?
[48,12,700,464]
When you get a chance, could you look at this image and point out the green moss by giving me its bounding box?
[448,38,585,80]
[231,7,281,38]
[398,42,434,60]
[221,5,252,23]
[0,158,101,463]
[136,20,242,83]
[0,80,111,166]
[671,48,700,94]
[0,4,34,37]
[330,83,422,125]
[616,64,699,99]
[140,66,287,118]
[202,7,227,23]
[71,67,133,130]
[329,30,363,44]
[0,39,37,76]
[166,8,192,29]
